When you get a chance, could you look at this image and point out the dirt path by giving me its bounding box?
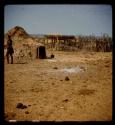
[4,51,112,121]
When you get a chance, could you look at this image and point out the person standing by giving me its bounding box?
[6,35,14,64]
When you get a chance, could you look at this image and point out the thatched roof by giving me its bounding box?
[6,26,29,38]
[4,26,45,48]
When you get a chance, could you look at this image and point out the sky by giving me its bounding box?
[4,5,112,37]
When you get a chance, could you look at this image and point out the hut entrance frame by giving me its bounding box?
[37,46,46,59]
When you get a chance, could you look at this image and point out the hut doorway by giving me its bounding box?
[38,46,46,59]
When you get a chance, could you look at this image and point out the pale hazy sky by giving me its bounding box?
[4,5,112,37]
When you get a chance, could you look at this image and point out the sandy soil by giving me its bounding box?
[4,51,112,121]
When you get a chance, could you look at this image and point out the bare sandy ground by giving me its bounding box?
[4,51,112,121]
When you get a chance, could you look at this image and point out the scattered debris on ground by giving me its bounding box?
[16,103,27,109]
[65,76,70,81]
[25,111,29,114]
[53,67,58,69]
[63,99,69,102]
[4,112,16,120]
[78,89,96,96]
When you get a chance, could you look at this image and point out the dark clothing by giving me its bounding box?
[6,52,13,64]
[6,38,14,64]
[7,46,14,54]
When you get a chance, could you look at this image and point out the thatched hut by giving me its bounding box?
[22,41,46,59]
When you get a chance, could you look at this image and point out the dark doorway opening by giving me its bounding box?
[38,46,46,59]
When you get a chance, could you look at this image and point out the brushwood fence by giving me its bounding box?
[43,39,112,52]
